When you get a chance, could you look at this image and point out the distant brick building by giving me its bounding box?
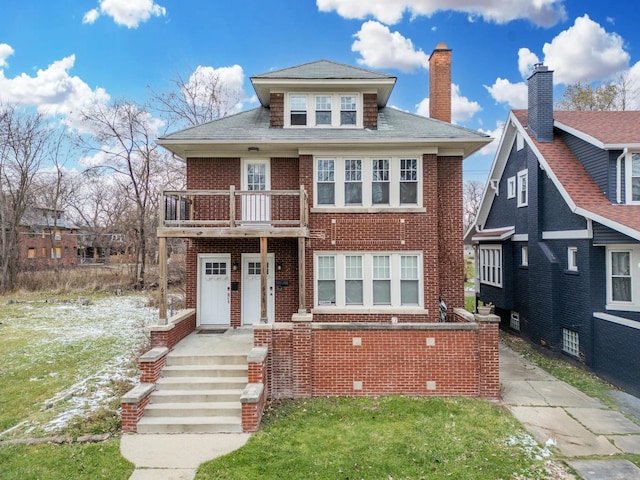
[19,207,77,270]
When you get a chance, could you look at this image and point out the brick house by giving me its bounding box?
[19,207,77,270]
[467,64,640,396]
[123,44,499,433]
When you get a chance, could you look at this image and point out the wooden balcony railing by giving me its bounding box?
[160,185,309,231]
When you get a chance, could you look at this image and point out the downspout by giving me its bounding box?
[617,148,628,204]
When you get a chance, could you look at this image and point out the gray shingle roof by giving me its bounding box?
[251,60,396,80]
[159,106,489,142]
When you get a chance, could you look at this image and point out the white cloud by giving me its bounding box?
[476,122,504,157]
[415,83,481,123]
[352,21,429,72]
[84,0,166,28]
[0,43,14,68]
[186,64,247,115]
[517,48,540,78]
[317,0,566,27]
[0,52,110,132]
[542,14,629,84]
[484,78,528,109]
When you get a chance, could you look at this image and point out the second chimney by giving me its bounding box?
[429,43,452,123]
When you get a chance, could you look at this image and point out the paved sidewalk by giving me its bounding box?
[120,432,250,480]
[500,344,640,479]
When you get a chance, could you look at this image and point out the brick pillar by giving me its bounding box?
[438,156,464,310]
[423,154,440,318]
[476,313,500,399]
[292,313,313,398]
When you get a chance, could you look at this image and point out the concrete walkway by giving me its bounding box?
[500,343,640,479]
[120,339,640,479]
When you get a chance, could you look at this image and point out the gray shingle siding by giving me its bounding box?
[559,130,611,199]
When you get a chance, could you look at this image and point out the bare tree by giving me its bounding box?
[557,75,639,111]
[463,180,484,234]
[78,100,160,287]
[0,104,49,291]
[150,67,241,129]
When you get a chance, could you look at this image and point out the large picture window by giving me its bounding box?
[479,245,502,287]
[314,252,423,309]
[315,157,421,208]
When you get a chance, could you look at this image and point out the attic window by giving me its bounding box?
[286,93,361,128]
[517,170,528,207]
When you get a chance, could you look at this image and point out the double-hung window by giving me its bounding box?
[517,169,528,207]
[315,96,332,126]
[344,160,362,205]
[400,159,418,204]
[479,245,502,287]
[314,253,422,309]
[290,96,307,126]
[340,95,357,125]
[314,157,421,208]
[317,160,335,205]
[372,159,389,205]
[609,249,632,304]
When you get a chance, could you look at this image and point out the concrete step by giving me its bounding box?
[137,416,243,434]
[143,401,241,418]
[149,389,244,404]
[166,354,247,366]
[155,377,248,391]
[161,364,247,378]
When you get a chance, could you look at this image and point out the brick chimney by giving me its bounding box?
[527,63,554,142]
[429,43,451,123]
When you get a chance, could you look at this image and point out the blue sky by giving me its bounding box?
[1,1,639,182]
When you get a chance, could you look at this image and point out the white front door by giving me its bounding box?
[197,254,231,327]
[242,159,271,224]
[242,254,275,325]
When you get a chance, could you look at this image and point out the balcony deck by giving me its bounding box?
[158,187,309,239]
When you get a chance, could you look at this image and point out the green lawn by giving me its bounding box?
[196,396,552,480]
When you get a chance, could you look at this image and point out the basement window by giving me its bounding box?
[562,328,579,357]
[510,311,520,331]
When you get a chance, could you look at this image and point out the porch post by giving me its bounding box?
[260,236,268,323]
[158,236,168,325]
[298,237,306,313]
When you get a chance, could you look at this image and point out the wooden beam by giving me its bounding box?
[260,237,268,322]
[158,236,168,324]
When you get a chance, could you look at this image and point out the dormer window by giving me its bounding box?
[290,96,307,126]
[626,152,640,204]
[340,95,357,125]
[286,93,361,128]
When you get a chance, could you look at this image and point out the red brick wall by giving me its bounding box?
[121,394,151,433]
[429,46,451,123]
[149,312,196,349]
[260,320,498,400]
[19,227,78,270]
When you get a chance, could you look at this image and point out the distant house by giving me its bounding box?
[19,207,77,270]
[76,230,127,264]
[468,64,640,395]
[121,45,500,434]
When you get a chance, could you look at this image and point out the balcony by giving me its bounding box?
[158,186,309,238]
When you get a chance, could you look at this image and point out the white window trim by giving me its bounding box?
[313,252,424,311]
[567,246,578,271]
[507,176,516,199]
[285,92,362,128]
[516,132,524,151]
[606,245,640,312]
[313,156,422,208]
[479,244,503,288]
[521,246,528,266]
[625,152,640,204]
[517,169,528,207]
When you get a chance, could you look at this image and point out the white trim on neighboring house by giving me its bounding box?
[542,229,593,240]
[512,234,529,242]
[471,226,515,242]
[594,312,640,330]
